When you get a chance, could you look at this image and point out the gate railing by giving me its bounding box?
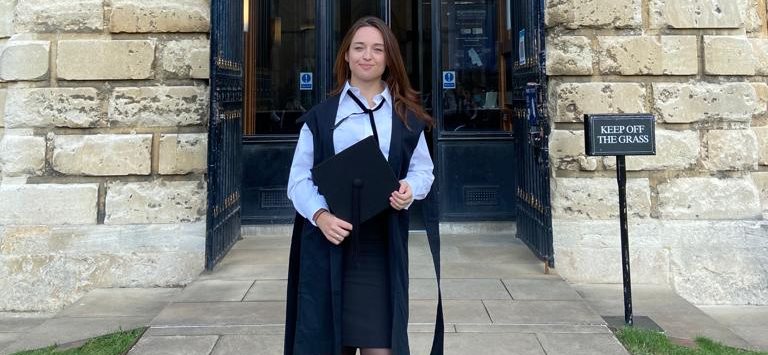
[510,0,554,267]
[206,0,245,270]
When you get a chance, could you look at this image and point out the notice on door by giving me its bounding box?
[299,72,313,91]
[442,71,456,89]
[584,114,656,156]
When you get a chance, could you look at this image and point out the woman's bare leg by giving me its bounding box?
[360,348,392,355]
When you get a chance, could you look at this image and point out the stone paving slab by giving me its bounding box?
[128,335,218,355]
[211,334,282,355]
[0,313,52,332]
[217,248,290,266]
[455,324,613,334]
[410,300,490,324]
[409,262,555,279]
[243,280,287,302]
[536,333,629,355]
[410,278,511,300]
[503,278,583,301]
[231,236,291,249]
[4,316,152,354]
[147,324,284,337]
[57,288,181,318]
[0,333,21,355]
[151,302,285,327]
[436,233,525,247]
[699,305,768,350]
[198,263,288,281]
[484,300,606,325]
[458,246,542,264]
[174,280,254,302]
[574,284,753,349]
[409,245,463,265]
[410,332,546,355]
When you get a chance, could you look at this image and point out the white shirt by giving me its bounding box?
[287,81,435,225]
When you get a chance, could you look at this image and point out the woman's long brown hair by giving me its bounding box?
[330,16,433,128]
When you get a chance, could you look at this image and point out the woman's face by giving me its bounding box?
[344,26,387,85]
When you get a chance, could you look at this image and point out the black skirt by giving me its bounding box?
[342,212,392,348]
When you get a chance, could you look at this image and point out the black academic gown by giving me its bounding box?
[284,96,444,355]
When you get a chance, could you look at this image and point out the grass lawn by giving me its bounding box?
[617,327,767,355]
[11,328,145,355]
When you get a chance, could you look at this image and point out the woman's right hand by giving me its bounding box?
[316,211,353,245]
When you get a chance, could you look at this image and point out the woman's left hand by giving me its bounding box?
[390,180,413,210]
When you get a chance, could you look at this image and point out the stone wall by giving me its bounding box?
[0,0,210,311]
[547,0,768,305]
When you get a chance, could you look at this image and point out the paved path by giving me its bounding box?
[3,229,766,354]
[127,232,628,355]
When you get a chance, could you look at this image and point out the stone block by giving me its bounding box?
[754,172,768,213]
[551,177,651,219]
[657,177,761,219]
[551,82,646,122]
[0,134,45,176]
[57,40,154,80]
[105,180,205,224]
[0,183,98,225]
[3,88,101,128]
[546,36,593,76]
[549,130,600,171]
[757,127,768,165]
[652,83,762,123]
[14,0,103,32]
[0,254,91,311]
[603,129,699,171]
[0,40,48,81]
[0,250,202,311]
[546,0,642,29]
[0,0,14,38]
[751,39,768,76]
[130,335,218,355]
[96,250,203,288]
[158,133,207,175]
[704,129,758,170]
[0,88,5,127]
[190,48,209,79]
[598,36,697,75]
[555,219,768,304]
[553,219,668,250]
[159,39,209,79]
[109,86,208,127]
[649,0,744,29]
[744,0,763,33]
[671,246,768,305]
[754,83,768,120]
[52,134,152,176]
[110,0,210,33]
[704,36,756,75]
[0,223,205,255]
[554,243,671,285]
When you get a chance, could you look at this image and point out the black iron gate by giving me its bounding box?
[510,0,553,266]
[206,0,244,270]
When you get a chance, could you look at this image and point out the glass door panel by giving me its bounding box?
[244,0,317,136]
[440,0,509,133]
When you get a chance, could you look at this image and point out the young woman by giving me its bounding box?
[284,16,443,355]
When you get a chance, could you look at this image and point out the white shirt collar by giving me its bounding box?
[337,81,392,121]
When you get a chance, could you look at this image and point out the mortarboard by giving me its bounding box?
[311,135,399,224]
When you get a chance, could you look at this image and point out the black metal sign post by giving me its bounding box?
[585,114,656,327]
[616,154,632,326]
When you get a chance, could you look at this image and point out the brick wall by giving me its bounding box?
[0,0,210,311]
[547,0,768,304]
